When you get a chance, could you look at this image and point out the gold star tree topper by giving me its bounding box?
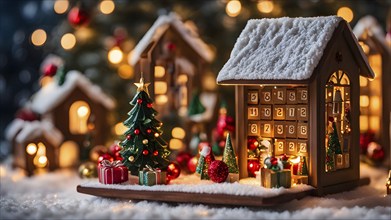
[134,73,150,95]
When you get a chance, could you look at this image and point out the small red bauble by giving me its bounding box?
[208,160,229,183]
[147,103,153,108]
[147,129,152,134]
[68,7,90,26]
[134,129,140,135]
[247,160,260,177]
[142,150,149,155]
[175,152,192,170]
[98,153,113,164]
[247,137,259,151]
[166,162,181,181]
[187,156,198,173]
[271,157,278,166]
[110,143,122,154]
[153,150,158,156]
[137,99,143,104]
[43,64,58,77]
[126,135,131,140]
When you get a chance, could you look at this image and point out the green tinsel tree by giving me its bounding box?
[326,121,341,171]
[188,90,206,117]
[298,156,309,175]
[222,133,239,174]
[120,76,170,175]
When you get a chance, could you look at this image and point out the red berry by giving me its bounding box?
[142,150,149,155]
[43,64,57,77]
[134,129,140,135]
[137,99,143,104]
[126,135,131,140]
[153,150,158,156]
[147,103,153,108]
[147,129,152,134]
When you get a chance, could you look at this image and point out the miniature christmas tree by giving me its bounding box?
[326,120,341,171]
[297,156,308,176]
[222,133,239,174]
[188,90,206,117]
[196,145,214,180]
[120,76,171,175]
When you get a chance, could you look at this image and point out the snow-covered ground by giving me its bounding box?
[0,158,390,220]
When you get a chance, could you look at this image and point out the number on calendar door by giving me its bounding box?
[278,142,284,151]
[264,124,271,134]
[289,91,296,101]
[277,90,284,101]
[289,125,295,134]
[264,92,271,102]
[276,125,283,134]
[288,142,295,152]
[299,143,307,153]
[251,124,258,134]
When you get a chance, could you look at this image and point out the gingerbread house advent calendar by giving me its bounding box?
[217,16,375,195]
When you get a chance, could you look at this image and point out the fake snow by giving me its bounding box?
[30,70,115,114]
[217,16,342,83]
[0,157,389,219]
[129,12,215,66]
[353,15,389,49]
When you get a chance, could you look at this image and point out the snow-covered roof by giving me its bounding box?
[353,15,390,52]
[6,119,63,147]
[217,16,344,83]
[31,70,115,114]
[129,12,215,66]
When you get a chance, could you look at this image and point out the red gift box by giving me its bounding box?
[98,160,129,184]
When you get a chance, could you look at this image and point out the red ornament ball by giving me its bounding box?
[367,142,385,162]
[126,135,131,140]
[153,150,159,156]
[142,150,149,155]
[43,64,58,77]
[167,162,181,180]
[247,160,260,177]
[147,129,152,134]
[187,156,198,173]
[208,160,229,183]
[147,103,153,108]
[137,99,143,104]
[110,143,122,154]
[247,137,259,151]
[175,152,192,170]
[270,157,278,166]
[97,153,113,164]
[68,7,90,26]
[134,129,140,135]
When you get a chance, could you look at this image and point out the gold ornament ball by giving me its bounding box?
[143,139,148,144]
[128,156,134,162]
[78,162,98,179]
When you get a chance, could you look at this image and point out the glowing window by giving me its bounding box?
[69,101,90,134]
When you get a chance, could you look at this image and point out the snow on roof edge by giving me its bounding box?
[353,15,390,52]
[129,12,215,66]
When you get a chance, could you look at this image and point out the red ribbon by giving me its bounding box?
[100,160,124,168]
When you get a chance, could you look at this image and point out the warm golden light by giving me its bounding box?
[369,116,380,132]
[177,74,188,84]
[77,106,89,117]
[31,29,47,46]
[100,0,115,14]
[26,143,37,155]
[108,46,123,64]
[169,138,183,150]
[226,0,242,17]
[257,0,274,13]
[154,81,168,95]
[154,66,165,78]
[33,142,47,168]
[40,76,54,87]
[369,96,380,112]
[172,127,186,139]
[337,7,354,22]
[54,0,69,14]
[360,115,369,131]
[360,95,369,107]
[155,95,168,105]
[61,33,76,50]
[114,122,127,136]
[289,156,301,164]
[118,64,134,79]
[359,41,369,54]
[59,141,79,168]
[203,74,217,91]
[359,76,368,87]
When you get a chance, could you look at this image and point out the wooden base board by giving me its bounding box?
[77,185,316,207]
